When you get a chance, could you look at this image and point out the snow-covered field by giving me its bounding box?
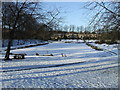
[1,40,119,88]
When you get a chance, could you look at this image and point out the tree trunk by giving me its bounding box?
[4,27,14,60]
[5,39,12,60]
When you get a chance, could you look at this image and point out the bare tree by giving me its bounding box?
[41,8,63,40]
[2,1,42,60]
[85,2,120,41]
[63,25,69,32]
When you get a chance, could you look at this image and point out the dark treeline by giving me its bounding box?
[3,23,120,41]
[2,24,53,40]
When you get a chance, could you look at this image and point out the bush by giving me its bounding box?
[105,40,117,45]
[65,41,73,43]
[95,40,105,44]
[95,40,117,44]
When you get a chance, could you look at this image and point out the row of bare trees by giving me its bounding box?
[61,25,93,33]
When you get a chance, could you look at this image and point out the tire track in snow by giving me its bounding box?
[2,64,119,82]
[2,58,119,73]
[2,61,85,72]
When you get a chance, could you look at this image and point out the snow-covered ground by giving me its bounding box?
[90,43,119,54]
[2,39,44,47]
[1,40,119,88]
[1,40,48,51]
